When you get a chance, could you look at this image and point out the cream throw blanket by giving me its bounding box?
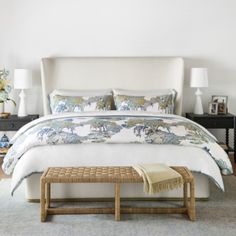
[133,164,183,194]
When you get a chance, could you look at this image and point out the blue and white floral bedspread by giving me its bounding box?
[2,112,233,176]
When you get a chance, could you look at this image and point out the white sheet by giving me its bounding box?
[11,143,224,195]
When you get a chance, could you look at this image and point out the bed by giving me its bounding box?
[3,57,232,200]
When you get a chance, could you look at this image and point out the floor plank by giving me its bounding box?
[229,154,236,175]
[0,158,10,179]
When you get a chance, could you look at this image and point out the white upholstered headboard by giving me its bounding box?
[41,57,184,116]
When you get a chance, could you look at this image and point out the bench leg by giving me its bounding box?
[115,183,120,221]
[46,183,51,209]
[188,180,196,221]
[40,179,46,222]
[183,182,188,208]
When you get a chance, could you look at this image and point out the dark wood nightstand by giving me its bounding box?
[0,114,39,131]
[186,113,236,162]
[0,114,39,178]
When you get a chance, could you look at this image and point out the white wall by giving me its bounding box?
[0,0,236,143]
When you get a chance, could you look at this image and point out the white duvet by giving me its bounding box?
[3,111,232,194]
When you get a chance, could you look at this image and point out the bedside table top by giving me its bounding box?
[186,112,235,129]
[0,114,39,121]
[186,113,234,118]
[0,114,40,131]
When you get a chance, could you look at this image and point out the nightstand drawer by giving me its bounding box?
[186,112,236,163]
[193,117,234,128]
[0,121,27,131]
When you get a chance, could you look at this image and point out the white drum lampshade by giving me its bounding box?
[14,69,32,117]
[190,68,208,115]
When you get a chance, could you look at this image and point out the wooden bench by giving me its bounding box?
[40,166,196,222]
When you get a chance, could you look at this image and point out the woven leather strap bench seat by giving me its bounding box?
[40,166,195,222]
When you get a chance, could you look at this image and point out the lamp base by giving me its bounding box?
[18,89,28,117]
[193,88,204,115]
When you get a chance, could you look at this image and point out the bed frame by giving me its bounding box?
[25,57,210,200]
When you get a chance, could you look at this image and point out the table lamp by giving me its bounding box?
[14,69,32,117]
[190,68,208,115]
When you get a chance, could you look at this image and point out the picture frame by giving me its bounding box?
[208,102,218,115]
[218,102,227,114]
[212,95,228,114]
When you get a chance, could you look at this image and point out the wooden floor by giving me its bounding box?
[0,155,236,180]
[229,155,236,175]
[0,158,11,179]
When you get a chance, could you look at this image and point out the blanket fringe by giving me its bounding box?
[145,177,183,194]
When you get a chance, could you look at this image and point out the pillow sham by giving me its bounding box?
[49,89,113,114]
[50,89,112,97]
[113,89,176,114]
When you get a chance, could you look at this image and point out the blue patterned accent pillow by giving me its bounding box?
[113,89,176,114]
[50,94,113,113]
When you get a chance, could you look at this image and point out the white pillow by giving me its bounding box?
[113,89,176,97]
[50,89,112,97]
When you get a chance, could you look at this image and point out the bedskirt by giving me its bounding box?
[9,143,221,199]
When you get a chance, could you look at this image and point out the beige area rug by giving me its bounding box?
[0,177,236,236]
